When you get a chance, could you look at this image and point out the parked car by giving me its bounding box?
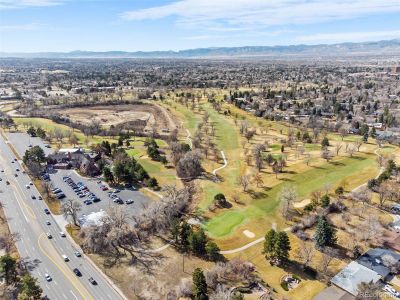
[56,193,66,199]
[125,199,134,204]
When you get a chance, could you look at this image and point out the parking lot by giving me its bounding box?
[8,131,152,223]
[49,169,150,221]
[7,132,53,157]
[50,170,149,221]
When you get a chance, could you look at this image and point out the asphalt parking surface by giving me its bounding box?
[8,131,151,222]
[7,132,53,157]
[49,169,150,220]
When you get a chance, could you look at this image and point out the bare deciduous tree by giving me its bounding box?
[61,199,82,226]
[279,185,297,220]
[237,175,250,192]
[296,241,315,269]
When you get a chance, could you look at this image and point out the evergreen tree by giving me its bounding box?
[263,229,291,266]
[205,242,220,261]
[314,216,337,248]
[263,229,277,259]
[189,229,207,256]
[27,126,36,137]
[179,221,191,252]
[18,274,43,300]
[321,137,330,147]
[103,166,114,183]
[36,127,46,139]
[273,231,291,266]
[0,254,18,284]
[192,268,208,300]
[170,218,181,245]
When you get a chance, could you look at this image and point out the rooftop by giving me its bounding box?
[331,261,381,296]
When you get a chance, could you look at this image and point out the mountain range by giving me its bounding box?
[1,39,400,58]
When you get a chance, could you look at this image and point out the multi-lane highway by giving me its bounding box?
[0,135,125,300]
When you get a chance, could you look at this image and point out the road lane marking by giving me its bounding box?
[71,291,79,300]
[12,185,36,220]
[12,190,29,222]
[37,233,93,300]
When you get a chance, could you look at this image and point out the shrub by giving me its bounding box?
[320,195,330,207]
[280,281,289,291]
[304,203,315,212]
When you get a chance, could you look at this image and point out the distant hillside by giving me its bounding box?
[1,39,400,58]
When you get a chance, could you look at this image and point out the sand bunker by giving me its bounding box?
[243,230,255,238]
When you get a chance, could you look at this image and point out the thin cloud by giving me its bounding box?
[120,0,400,29]
[296,30,400,44]
[0,23,42,31]
[0,0,62,9]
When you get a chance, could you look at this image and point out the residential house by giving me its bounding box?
[356,248,400,281]
[330,261,381,296]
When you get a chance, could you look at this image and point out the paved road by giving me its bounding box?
[0,136,125,300]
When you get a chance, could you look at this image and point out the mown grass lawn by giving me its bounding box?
[205,152,378,238]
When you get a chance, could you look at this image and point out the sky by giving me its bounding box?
[0,0,400,52]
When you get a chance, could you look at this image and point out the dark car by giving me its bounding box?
[88,277,97,285]
[44,208,50,215]
[73,268,82,277]
[6,181,10,185]
[31,195,36,200]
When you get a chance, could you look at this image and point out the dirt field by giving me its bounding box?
[58,103,177,133]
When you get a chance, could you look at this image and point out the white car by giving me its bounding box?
[25,184,30,189]
[125,199,134,204]
[384,285,400,298]
[29,182,33,185]
[62,255,69,261]
[59,232,66,237]
[44,273,52,281]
